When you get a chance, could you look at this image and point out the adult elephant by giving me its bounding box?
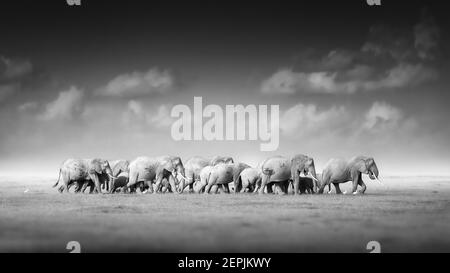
[290,154,319,194]
[68,160,130,194]
[238,167,261,193]
[318,156,380,195]
[125,156,185,194]
[196,162,249,194]
[53,158,117,194]
[179,156,234,193]
[258,155,318,195]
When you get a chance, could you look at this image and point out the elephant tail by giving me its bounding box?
[53,169,62,188]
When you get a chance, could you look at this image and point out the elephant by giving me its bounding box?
[108,173,130,193]
[192,165,230,194]
[318,156,380,195]
[124,155,185,194]
[178,155,234,193]
[53,158,117,194]
[257,154,318,195]
[196,162,250,194]
[290,154,319,194]
[238,167,261,193]
[65,160,130,194]
[107,160,130,193]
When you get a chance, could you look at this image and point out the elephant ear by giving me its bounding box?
[162,160,175,173]
[113,161,129,177]
[89,159,103,175]
[356,157,369,174]
[365,157,375,169]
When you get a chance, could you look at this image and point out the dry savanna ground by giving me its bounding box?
[0,176,449,253]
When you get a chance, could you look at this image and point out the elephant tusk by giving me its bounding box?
[376,177,386,187]
[108,174,119,180]
[177,174,191,181]
[308,173,319,182]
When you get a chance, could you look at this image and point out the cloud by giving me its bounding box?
[262,63,437,94]
[280,103,348,137]
[363,102,403,131]
[0,56,33,80]
[414,11,440,60]
[96,68,174,97]
[122,100,174,128]
[279,101,417,143]
[0,83,20,102]
[0,57,34,102]
[361,101,418,136]
[38,86,84,120]
[262,12,440,95]
[17,101,38,112]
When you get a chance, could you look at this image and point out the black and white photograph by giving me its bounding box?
[0,0,449,256]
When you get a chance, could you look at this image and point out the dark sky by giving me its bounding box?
[1,0,449,176]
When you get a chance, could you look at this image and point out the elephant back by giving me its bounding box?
[185,156,210,178]
[61,159,89,180]
[261,156,291,182]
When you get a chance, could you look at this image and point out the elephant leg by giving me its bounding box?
[318,175,331,194]
[167,175,179,194]
[358,177,367,194]
[89,183,96,194]
[333,183,343,194]
[89,174,102,194]
[293,178,300,195]
[81,181,89,193]
[234,178,242,194]
[145,180,154,194]
[189,183,194,193]
[195,180,206,193]
[274,183,285,195]
[108,178,116,194]
[61,174,70,193]
[240,180,249,193]
[211,185,219,194]
[221,184,230,194]
[204,183,213,194]
[351,176,359,194]
[259,175,270,194]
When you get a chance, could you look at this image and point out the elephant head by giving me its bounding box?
[291,154,319,193]
[170,156,185,179]
[88,159,117,193]
[154,156,185,193]
[111,160,130,177]
[89,159,115,178]
[354,156,380,181]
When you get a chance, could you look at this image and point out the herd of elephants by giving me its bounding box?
[53,154,381,195]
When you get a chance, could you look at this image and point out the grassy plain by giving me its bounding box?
[0,176,449,253]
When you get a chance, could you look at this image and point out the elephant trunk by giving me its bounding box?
[178,177,186,193]
[369,164,379,181]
